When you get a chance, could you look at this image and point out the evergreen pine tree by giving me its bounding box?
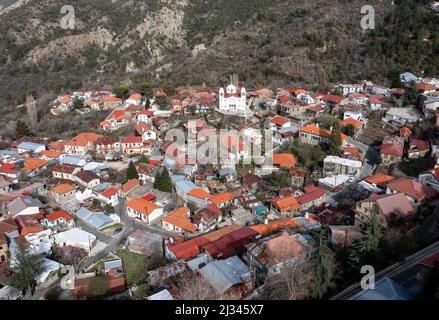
[329,122,342,156]
[4,243,43,295]
[312,230,336,299]
[15,120,31,139]
[160,167,172,193]
[153,170,162,190]
[153,167,172,192]
[348,214,382,267]
[137,154,149,164]
[126,161,139,180]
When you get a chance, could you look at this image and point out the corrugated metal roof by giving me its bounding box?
[17,142,44,151]
[76,207,113,229]
[350,277,414,300]
[175,179,197,193]
[199,256,251,294]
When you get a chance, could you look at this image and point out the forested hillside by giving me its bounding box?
[0,0,437,106]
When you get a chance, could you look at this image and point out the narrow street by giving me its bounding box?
[347,138,379,179]
[77,197,131,272]
[74,218,113,243]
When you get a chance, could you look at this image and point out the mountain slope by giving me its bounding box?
[0,0,436,106]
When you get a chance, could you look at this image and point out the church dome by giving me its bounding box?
[226,84,237,94]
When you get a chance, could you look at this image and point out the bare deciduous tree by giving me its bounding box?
[262,256,315,300]
[175,272,223,300]
[58,246,87,272]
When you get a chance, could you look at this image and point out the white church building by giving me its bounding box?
[218,84,247,114]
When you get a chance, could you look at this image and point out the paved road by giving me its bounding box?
[75,218,113,243]
[118,196,189,237]
[330,240,439,300]
[78,197,132,272]
[78,222,134,272]
[347,138,379,179]
[29,278,60,300]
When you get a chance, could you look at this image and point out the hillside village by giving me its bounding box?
[2,71,439,300]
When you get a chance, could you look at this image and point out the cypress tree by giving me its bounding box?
[153,170,162,190]
[153,167,172,192]
[160,167,172,193]
[144,98,150,109]
[329,122,342,156]
[312,230,336,299]
[4,243,43,295]
[348,214,382,267]
[126,161,138,180]
[15,120,31,139]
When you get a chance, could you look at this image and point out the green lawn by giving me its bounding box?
[116,249,147,287]
[131,283,149,300]
[101,223,124,234]
[110,125,132,138]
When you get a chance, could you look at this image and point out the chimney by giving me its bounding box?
[316,123,319,128]
[264,219,268,225]
[330,126,333,131]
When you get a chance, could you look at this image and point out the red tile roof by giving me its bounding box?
[375,192,416,220]
[202,227,258,259]
[167,236,211,260]
[249,218,300,237]
[417,83,436,91]
[53,165,76,175]
[121,179,140,194]
[272,196,300,212]
[399,127,412,137]
[271,116,290,126]
[162,207,197,233]
[52,183,75,194]
[299,124,331,138]
[21,225,44,236]
[369,96,382,104]
[409,138,429,152]
[187,188,212,199]
[272,153,297,169]
[22,158,48,173]
[312,92,343,104]
[365,173,395,187]
[381,136,404,157]
[103,96,123,103]
[45,210,73,222]
[386,178,437,201]
[341,117,363,129]
[122,136,142,144]
[210,192,233,205]
[39,150,63,159]
[65,132,103,147]
[418,252,439,268]
[202,224,242,242]
[256,231,308,267]
[101,187,118,199]
[48,140,67,151]
[0,218,18,234]
[296,185,327,205]
[127,197,160,216]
